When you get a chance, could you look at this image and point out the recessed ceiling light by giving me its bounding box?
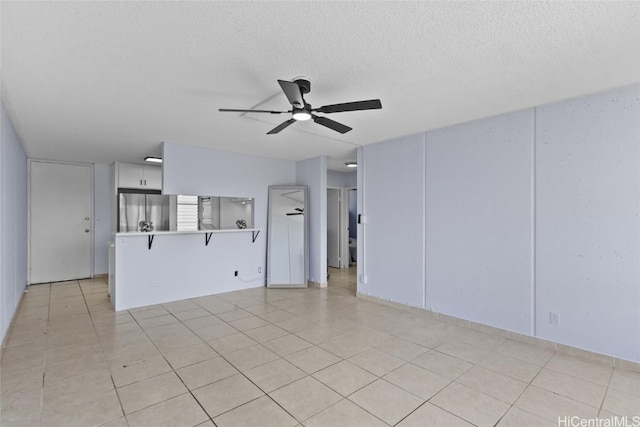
[345,161,357,168]
[144,156,163,163]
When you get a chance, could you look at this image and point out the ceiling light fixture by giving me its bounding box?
[219,77,381,135]
[345,161,357,168]
[144,156,163,163]
[292,109,312,121]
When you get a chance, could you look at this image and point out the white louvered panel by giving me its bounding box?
[177,195,198,231]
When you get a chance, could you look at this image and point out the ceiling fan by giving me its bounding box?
[219,77,382,135]
[286,208,304,216]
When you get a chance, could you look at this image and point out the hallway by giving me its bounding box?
[327,266,356,296]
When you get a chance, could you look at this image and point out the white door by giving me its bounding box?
[327,188,341,268]
[30,161,92,283]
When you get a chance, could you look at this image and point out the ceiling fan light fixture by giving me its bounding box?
[292,110,312,121]
[345,161,357,168]
[219,77,382,134]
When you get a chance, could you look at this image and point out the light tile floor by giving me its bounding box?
[1,267,639,426]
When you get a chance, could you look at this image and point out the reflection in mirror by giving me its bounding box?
[117,192,254,233]
[174,196,254,231]
[267,186,307,288]
[118,191,171,232]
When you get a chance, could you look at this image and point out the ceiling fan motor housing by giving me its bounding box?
[293,77,311,94]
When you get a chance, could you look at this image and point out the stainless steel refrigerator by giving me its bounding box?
[118,191,170,232]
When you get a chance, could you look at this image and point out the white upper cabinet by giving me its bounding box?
[117,163,161,190]
[142,165,162,190]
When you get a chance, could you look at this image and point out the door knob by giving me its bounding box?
[85,217,90,221]
[85,229,90,233]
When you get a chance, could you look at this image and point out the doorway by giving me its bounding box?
[327,188,342,269]
[29,161,93,284]
[347,188,357,266]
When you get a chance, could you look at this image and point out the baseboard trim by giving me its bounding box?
[1,286,28,356]
[308,281,328,288]
[356,292,640,372]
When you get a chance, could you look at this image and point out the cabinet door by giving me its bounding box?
[143,165,162,190]
[118,163,144,189]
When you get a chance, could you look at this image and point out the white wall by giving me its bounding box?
[114,232,264,310]
[296,156,327,285]
[535,87,640,360]
[426,110,534,334]
[1,101,28,345]
[361,134,426,306]
[93,163,112,274]
[163,142,296,231]
[114,143,297,310]
[345,171,356,188]
[360,84,640,362]
[138,143,297,294]
[327,170,356,188]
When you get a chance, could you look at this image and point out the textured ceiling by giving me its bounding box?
[2,1,639,172]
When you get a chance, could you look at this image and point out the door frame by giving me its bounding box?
[345,186,357,268]
[326,186,346,269]
[27,159,95,284]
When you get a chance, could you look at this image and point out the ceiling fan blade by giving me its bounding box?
[286,212,304,216]
[219,108,287,114]
[315,99,382,114]
[313,115,352,134]
[278,80,305,108]
[267,118,296,135]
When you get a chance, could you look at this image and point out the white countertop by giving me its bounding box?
[115,228,261,237]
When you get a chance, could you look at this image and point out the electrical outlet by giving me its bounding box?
[258,267,261,274]
[549,312,560,326]
[234,271,238,277]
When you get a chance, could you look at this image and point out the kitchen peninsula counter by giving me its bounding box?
[109,229,265,311]
[115,228,260,237]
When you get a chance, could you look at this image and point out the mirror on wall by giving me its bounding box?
[117,192,254,233]
[173,196,254,232]
[267,186,307,288]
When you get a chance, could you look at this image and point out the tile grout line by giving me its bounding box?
[194,300,319,424]
[79,278,130,427]
[123,293,315,425]
[38,282,53,427]
[179,288,370,425]
[124,303,216,425]
[597,361,616,417]
[7,270,633,426]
